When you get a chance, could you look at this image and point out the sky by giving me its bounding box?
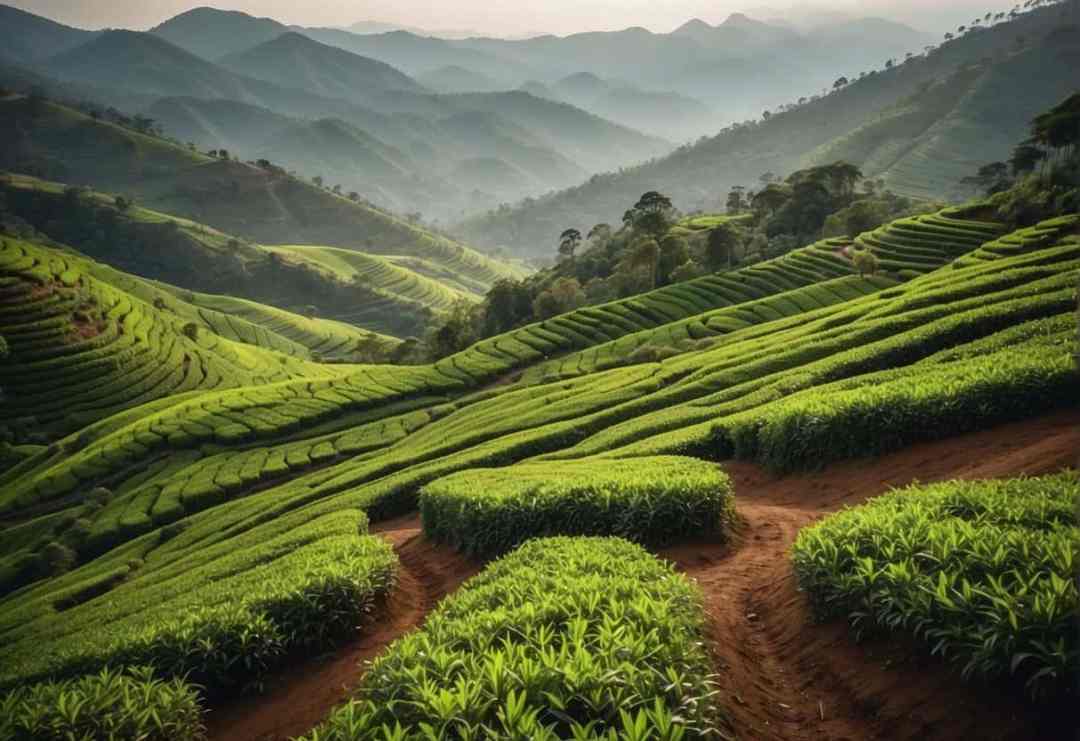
[11,0,1018,36]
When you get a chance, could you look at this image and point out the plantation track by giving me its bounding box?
[204,409,1078,741]
[666,407,1080,741]
[204,515,480,741]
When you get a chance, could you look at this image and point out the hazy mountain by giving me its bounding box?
[550,73,714,141]
[150,6,290,60]
[219,32,425,104]
[299,28,534,84]
[455,4,1078,254]
[418,65,504,93]
[145,96,294,152]
[0,4,99,62]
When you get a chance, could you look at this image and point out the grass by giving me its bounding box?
[303,537,725,741]
[791,474,1080,700]
[420,456,734,556]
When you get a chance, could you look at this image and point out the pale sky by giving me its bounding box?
[11,0,1018,36]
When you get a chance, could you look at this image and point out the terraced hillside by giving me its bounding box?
[0,237,354,443]
[0,174,493,337]
[0,98,525,289]
[1,205,1077,738]
[263,245,475,312]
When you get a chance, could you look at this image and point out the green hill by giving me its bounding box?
[218,32,426,103]
[0,236,352,443]
[0,174,484,338]
[0,4,98,63]
[0,191,1076,735]
[0,98,525,291]
[457,3,1080,254]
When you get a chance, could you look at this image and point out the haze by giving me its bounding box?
[10,0,1017,36]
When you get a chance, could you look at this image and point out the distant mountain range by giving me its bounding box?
[456,2,1080,255]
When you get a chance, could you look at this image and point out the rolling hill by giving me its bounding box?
[218,32,427,104]
[0,202,1075,741]
[0,97,525,292]
[0,4,99,63]
[149,5,293,60]
[457,3,1080,255]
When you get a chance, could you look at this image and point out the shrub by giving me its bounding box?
[181,323,199,341]
[792,474,1080,700]
[0,666,204,740]
[420,457,735,556]
[40,541,76,576]
[628,343,682,365]
[305,537,724,740]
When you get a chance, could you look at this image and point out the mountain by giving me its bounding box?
[144,97,294,153]
[299,27,533,85]
[550,73,714,141]
[0,97,523,290]
[455,2,1080,254]
[218,32,425,104]
[0,4,98,62]
[149,6,290,60]
[417,65,503,93]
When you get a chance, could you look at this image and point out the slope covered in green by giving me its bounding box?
[0,98,525,289]
[0,198,1076,738]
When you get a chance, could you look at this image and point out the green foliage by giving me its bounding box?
[420,457,734,556]
[0,510,397,698]
[0,666,204,741]
[792,474,1079,700]
[304,537,725,740]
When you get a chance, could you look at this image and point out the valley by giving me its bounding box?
[0,1,1077,740]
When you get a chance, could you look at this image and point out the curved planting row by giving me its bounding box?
[0,238,341,442]
[2,217,1079,713]
[792,473,1079,700]
[854,208,1006,277]
[0,505,396,696]
[954,214,1079,268]
[305,537,725,740]
[420,456,734,556]
[267,245,475,309]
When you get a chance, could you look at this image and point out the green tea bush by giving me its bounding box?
[305,537,725,740]
[420,457,734,556]
[0,666,204,740]
[714,334,1079,472]
[792,474,1079,700]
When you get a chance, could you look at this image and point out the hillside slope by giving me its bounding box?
[218,32,426,104]
[456,4,1079,254]
[0,98,525,291]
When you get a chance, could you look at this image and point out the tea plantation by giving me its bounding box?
[0,203,1077,738]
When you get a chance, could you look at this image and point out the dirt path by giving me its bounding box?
[205,408,1078,741]
[663,407,1080,741]
[204,514,480,741]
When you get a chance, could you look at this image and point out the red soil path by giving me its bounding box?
[206,408,1079,741]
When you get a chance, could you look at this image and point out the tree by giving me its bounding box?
[312,175,324,188]
[625,238,660,289]
[1010,143,1047,175]
[427,299,480,360]
[657,234,689,285]
[833,76,849,90]
[483,279,533,335]
[352,333,387,363]
[705,223,740,271]
[961,162,1011,194]
[627,192,674,238]
[751,183,789,216]
[532,277,585,319]
[587,223,612,245]
[852,249,879,277]
[348,192,360,202]
[558,228,582,261]
[114,195,133,212]
[726,186,747,214]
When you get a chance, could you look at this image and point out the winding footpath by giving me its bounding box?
[208,408,1080,741]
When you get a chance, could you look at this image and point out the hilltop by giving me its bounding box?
[218,32,427,104]
[457,2,1080,254]
[0,97,525,291]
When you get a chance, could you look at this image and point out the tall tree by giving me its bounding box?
[558,228,582,261]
